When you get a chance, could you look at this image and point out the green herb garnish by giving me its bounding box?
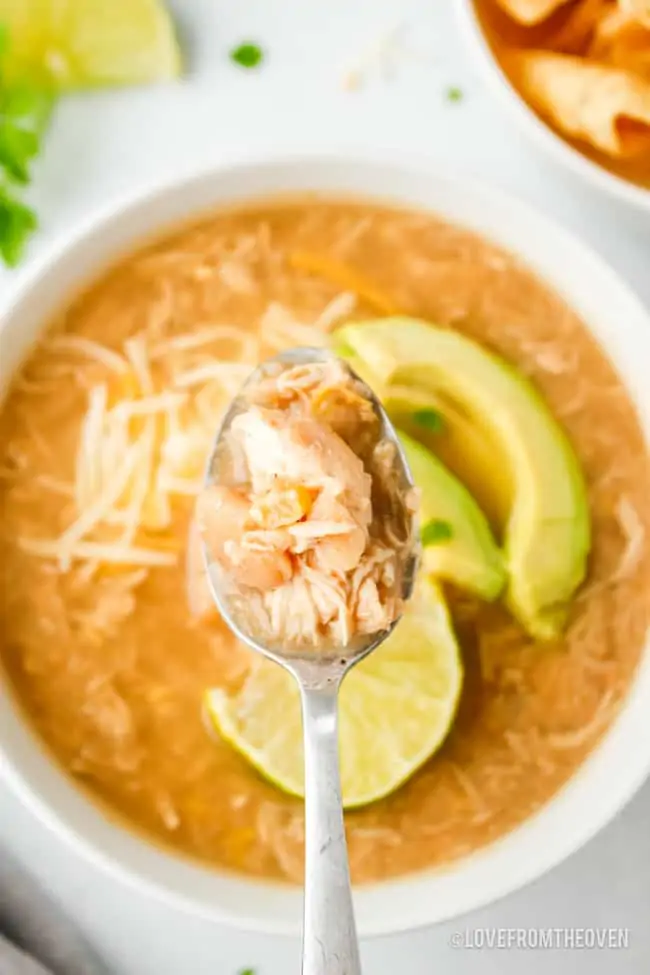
[238,969,255,975]
[0,29,55,267]
[230,43,264,69]
[0,84,54,183]
[421,519,453,546]
[333,340,356,360]
[411,408,444,433]
[446,86,464,103]
[0,187,37,266]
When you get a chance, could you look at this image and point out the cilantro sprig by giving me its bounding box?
[421,519,453,546]
[0,27,55,267]
[412,407,444,433]
[230,42,264,70]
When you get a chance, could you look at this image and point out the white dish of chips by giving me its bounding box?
[456,0,650,215]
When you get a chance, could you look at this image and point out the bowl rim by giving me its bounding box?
[454,0,650,214]
[2,148,650,937]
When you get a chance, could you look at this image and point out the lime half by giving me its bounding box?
[0,0,181,87]
[205,577,463,809]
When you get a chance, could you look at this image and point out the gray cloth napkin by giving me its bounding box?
[0,851,103,975]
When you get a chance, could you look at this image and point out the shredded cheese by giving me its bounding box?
[157,474,204,496]
[17,291,362,578]
[47,335,129,374]
[58,446,141,569]
[112,392,188,419]
[76,383,108,509]
[17,537,177,567]
[172,362,252,392]
[33,475,74,497]
[120,417,159,539]
[259,302,331,352]
[218,260,256,295]
[314,291,357,331]
[124,336,155,395]
[150,324,257,362]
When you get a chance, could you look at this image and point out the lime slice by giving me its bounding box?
[0,0,181,87]
[205,577,463,808]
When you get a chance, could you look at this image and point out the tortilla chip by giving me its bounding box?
[595,1,650,37]
[597,3,638,37]
[580,3,650,79]
[548,0,615,54]
[591,17,650,78]
[507,50,650,156]
[619,0,650,28]
[494,0,572,26]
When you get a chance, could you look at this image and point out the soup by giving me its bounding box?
[1,199,649,885]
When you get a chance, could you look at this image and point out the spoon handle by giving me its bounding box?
[300,683,362,975]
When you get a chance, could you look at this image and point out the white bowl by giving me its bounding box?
[2,151,650,937]
[455,0,650,216]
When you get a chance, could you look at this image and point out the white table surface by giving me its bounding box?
[1,1,649,972]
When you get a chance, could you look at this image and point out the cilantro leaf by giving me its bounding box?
[230,43,264,69]
[2,83,55,136]
[411,408,444,433]
[0,123,38,182]
[0,82,54,183]
[0,187,37,266]
[421,519,453,546]
[445,86,464,103]
[0,27,56,266]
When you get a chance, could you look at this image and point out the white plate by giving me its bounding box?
[455,0,650,217]
[1,150,650,936]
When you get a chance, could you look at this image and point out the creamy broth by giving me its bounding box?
[1,199,649,885]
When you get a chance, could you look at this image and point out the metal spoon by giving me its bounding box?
[201,347,419,975]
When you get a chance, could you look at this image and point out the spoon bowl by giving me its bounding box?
[203,345,420,672]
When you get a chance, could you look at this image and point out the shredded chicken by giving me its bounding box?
[613,496,645,581]
[197,359,414,650]
[545,689,620,750]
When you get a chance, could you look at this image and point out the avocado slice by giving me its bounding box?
[335,343,510,526]
[398,431,505,601]
[335,317,590,639]
[385,386,509,529]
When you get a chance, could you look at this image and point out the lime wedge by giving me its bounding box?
[205,577,463,808]
[0,0,181,87]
